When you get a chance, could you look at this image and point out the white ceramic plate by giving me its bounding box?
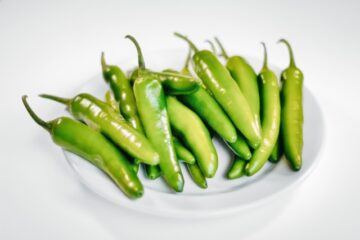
[64,48,324,218]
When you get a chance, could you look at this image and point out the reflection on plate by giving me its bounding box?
[64,48,324,218]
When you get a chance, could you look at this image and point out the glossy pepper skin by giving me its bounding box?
[166,96,218,178]
[39,93,159,166]
[166,52,237,143]
[227,158,246,179]
[226,134,252,160]
[102,53,144,132]
[102,54,155,175]
[173,137,196,165]
[127,35,184,192]
[22,96,143,199]
[175,47,251,159]
[134,75,184,192]
[187,163,207,189]
[104,91,140,173]
[269,135,283,163]
[279,39,304,171]
[105,91,120,113]
[245,43,281,176]
[215,37,261,133]
[174,33,262,149]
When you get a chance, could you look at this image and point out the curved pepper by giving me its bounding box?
[279,39,304,171]
[134,75,184,192]
[227,157,246,179]
[174,33,262,149]
[127,35,184,191]
[173,137,196,165]
[168,49,237,143]
[215,37,261,131]
[166,96,218,178]
[102,53,144,131]
[22,96,143,199]
[187,163,207,189]
[245,43,281,176]
[39,93,160,166]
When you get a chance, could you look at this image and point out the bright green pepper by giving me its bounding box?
[269,135,283,163]
[245,43,281,176]
[102,52,144,132]
[279,39,304,171]
[145,165,161,180]
[39,93,160,166]
[226,134,252,160]
[173,137,195,165]
[215,37,261,134]
[102,53,159,176]
[227,158,246,179]
[22,96,143,199]
[134,75,184,192]
[167,48,237,143]
[166,96,218,178]
[187,163,207,189]
[174,33,262,149]
[104,91,119,113]
[174,49,250,159]
[104,91,140,173]
[127,35,184,192]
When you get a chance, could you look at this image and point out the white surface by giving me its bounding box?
[65,50,324,218]
[1,0,359,239]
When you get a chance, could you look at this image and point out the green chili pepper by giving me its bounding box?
[134,75,184,191]
[245,43,281,176]
[173,137,196,165]
[187,163,207,189]
[104,91,119,113]
[145,165,161,180]
[102,53,144,132]
[169,48,237,143]
[39,93,160,166]
[227,158,246,179]
[269,135,283,163]
[173,49,251,160]
[279,39,304,171]
[212,38,255,177]
[104,91,140,173]
[103,53,160,176]
[127,35,184,192]
[215,37,261,133]
[226,134,252,160]
[174,33,262,149]
[166,96,217,178]
[22,96,143,199]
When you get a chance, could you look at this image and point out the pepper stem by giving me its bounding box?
[278,39,296,68]
[39,94,72,106]
[214,37,229,60]
[174,33,199,52]
[101,52,108,72]
[125,35,146,70]
[22,95,51,131]
[205,40,217,55]
[260,42,268,70]
[183,47,192,70]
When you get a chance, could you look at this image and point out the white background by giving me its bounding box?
[1,0,360,239]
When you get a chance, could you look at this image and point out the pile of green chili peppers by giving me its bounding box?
[22,34,304,199]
